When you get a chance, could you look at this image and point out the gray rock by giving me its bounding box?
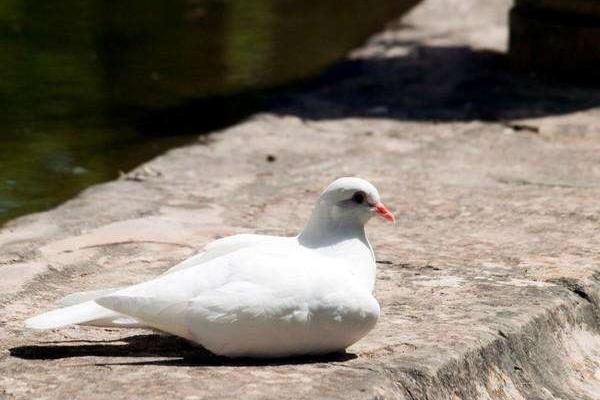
[2,0,600,399]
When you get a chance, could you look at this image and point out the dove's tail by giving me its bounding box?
[25,301,118,330]
[26,294,149,330]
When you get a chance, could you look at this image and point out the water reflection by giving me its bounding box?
[0,0,418,224]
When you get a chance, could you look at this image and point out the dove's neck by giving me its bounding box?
[298,201,376,291]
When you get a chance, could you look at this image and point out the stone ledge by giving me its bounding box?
[2,0,600,399]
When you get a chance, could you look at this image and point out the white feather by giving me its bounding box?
[25,301,115,330]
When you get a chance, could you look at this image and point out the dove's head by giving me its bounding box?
[299,177,394,245]
[316,177,395,226]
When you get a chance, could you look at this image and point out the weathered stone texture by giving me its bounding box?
[2,0,600,399]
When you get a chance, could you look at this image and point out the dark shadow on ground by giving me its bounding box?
[10,334,357,367]
[273,45,600,122]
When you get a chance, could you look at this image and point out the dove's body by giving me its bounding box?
[25,177,393,358]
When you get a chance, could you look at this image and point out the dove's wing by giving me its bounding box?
[54,234,279,308]
[35,234,289,329]
[94,244,316,335]
[162,233,291,275]
[95,245,379,357]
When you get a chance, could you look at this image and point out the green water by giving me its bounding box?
[0,0,417,225]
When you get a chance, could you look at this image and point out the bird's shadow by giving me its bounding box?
[9,334,357,367]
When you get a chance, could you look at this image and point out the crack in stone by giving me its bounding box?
[548,277,594,304]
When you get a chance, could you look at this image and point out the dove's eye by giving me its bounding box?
[352,191,366,204]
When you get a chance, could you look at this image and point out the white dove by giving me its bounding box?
[25,177,395,358]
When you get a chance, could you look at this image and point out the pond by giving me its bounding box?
[0,0,417,226]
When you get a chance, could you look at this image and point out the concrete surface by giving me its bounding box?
[2,0,600,399]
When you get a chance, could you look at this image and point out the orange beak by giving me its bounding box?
[373,202,395,223]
